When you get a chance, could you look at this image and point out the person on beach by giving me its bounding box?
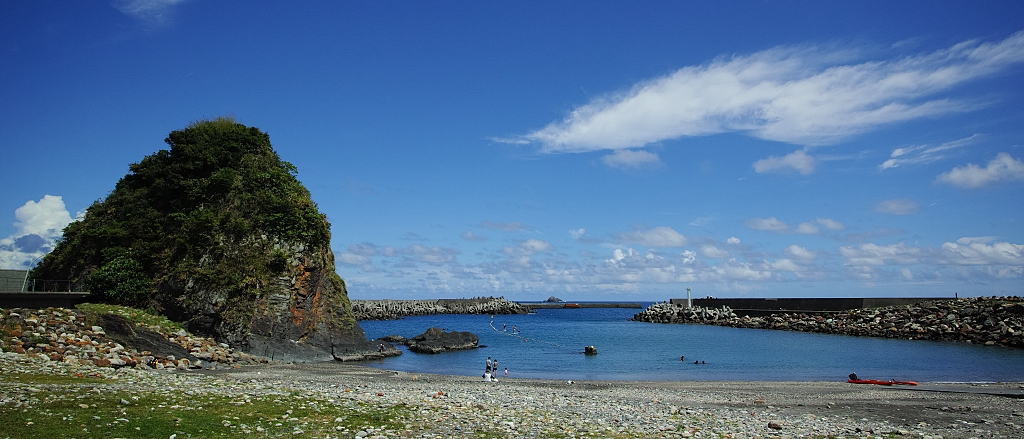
[504,367,508,378]
[486,356,492,371]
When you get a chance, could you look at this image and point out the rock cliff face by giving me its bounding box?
[31,118,382,362]
[633,296,1024,348]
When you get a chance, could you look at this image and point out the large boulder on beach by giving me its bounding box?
[406,327,479,354]
[31,118,381,362]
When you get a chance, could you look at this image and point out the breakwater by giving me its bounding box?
[352,297,528,321]
[681,297,948,317]
[633,296,1024,348]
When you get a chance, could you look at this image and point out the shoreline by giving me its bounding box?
[205,360,1024,437]
[3,352,1022,437]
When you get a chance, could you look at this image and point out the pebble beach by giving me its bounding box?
[3,350,1022,439]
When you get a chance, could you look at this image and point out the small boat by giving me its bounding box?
[848,379,918,386]
[563,303,580,308]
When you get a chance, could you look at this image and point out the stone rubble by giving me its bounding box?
[633,296,1024,348]
[1,307,270,371]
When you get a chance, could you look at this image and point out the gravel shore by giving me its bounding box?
[3,351,1022,438]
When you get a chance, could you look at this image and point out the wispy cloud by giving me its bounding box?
[879,134,979,170]
[482,221,528,231]
[513,32,1024,153]
[875,198,921,215]
[601,149,662,169]
[753,149,816,175]
[936,152,1024,188]
[113,0,190,25]
[462,230,487,242]
[616,226,688,247]
[745,217,844,235]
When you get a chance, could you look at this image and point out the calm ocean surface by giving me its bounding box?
[357,303,1024,382]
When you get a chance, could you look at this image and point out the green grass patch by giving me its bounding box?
[75,303,183,333]
[0,372,109,385]
[0,383,413,439]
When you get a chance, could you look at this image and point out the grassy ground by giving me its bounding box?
[75,303,184,333]
[0,371,413,439]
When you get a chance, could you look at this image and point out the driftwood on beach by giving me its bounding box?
[633,296,1024,348]
[352,297,529,320]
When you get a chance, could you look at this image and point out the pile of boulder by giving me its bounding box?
[1,307,270,370]
[633,296,1024,348]
[352,297,528,320]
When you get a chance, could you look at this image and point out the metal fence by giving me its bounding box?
[25,279,75,292]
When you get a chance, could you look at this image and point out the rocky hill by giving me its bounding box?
[30,118,383,362]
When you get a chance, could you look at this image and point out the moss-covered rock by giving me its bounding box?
[32,117,381,361]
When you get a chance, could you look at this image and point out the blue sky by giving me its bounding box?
[2,1,1023,301]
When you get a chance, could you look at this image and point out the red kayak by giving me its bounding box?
[848,379,918,386]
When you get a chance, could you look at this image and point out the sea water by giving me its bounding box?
[357,304,1024,382]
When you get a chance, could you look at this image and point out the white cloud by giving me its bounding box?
[519,239,554,254]
[617,226,688,247]
[875,198,920,215]
[726,236,741,245]
[403,244,459,264]
[518,32,1024,152]
[816,218,845,231]
[940,237,1024,265]
[879,134,979,170]
[783,244,818,260]
[771,259,804,272]
[700,245,730,259]
[936,152,1024,188]
[337,253,371,266]
[0,195,75,269]
[462,230,487,242]
[795,222,820,235]
[745,217,789,232]
[601,149,662,169]
[569,228,586,239]
[840,242,922,266]
[753,150,816,175]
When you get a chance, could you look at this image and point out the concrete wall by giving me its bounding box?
[0,292,90,309]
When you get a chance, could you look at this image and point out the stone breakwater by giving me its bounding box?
[633,296,1024,348]
[1,307,270,370]
[352,297,528,321]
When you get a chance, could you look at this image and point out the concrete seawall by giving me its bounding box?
[352,297,528,321]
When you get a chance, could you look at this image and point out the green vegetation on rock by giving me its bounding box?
[30,118,364,358]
